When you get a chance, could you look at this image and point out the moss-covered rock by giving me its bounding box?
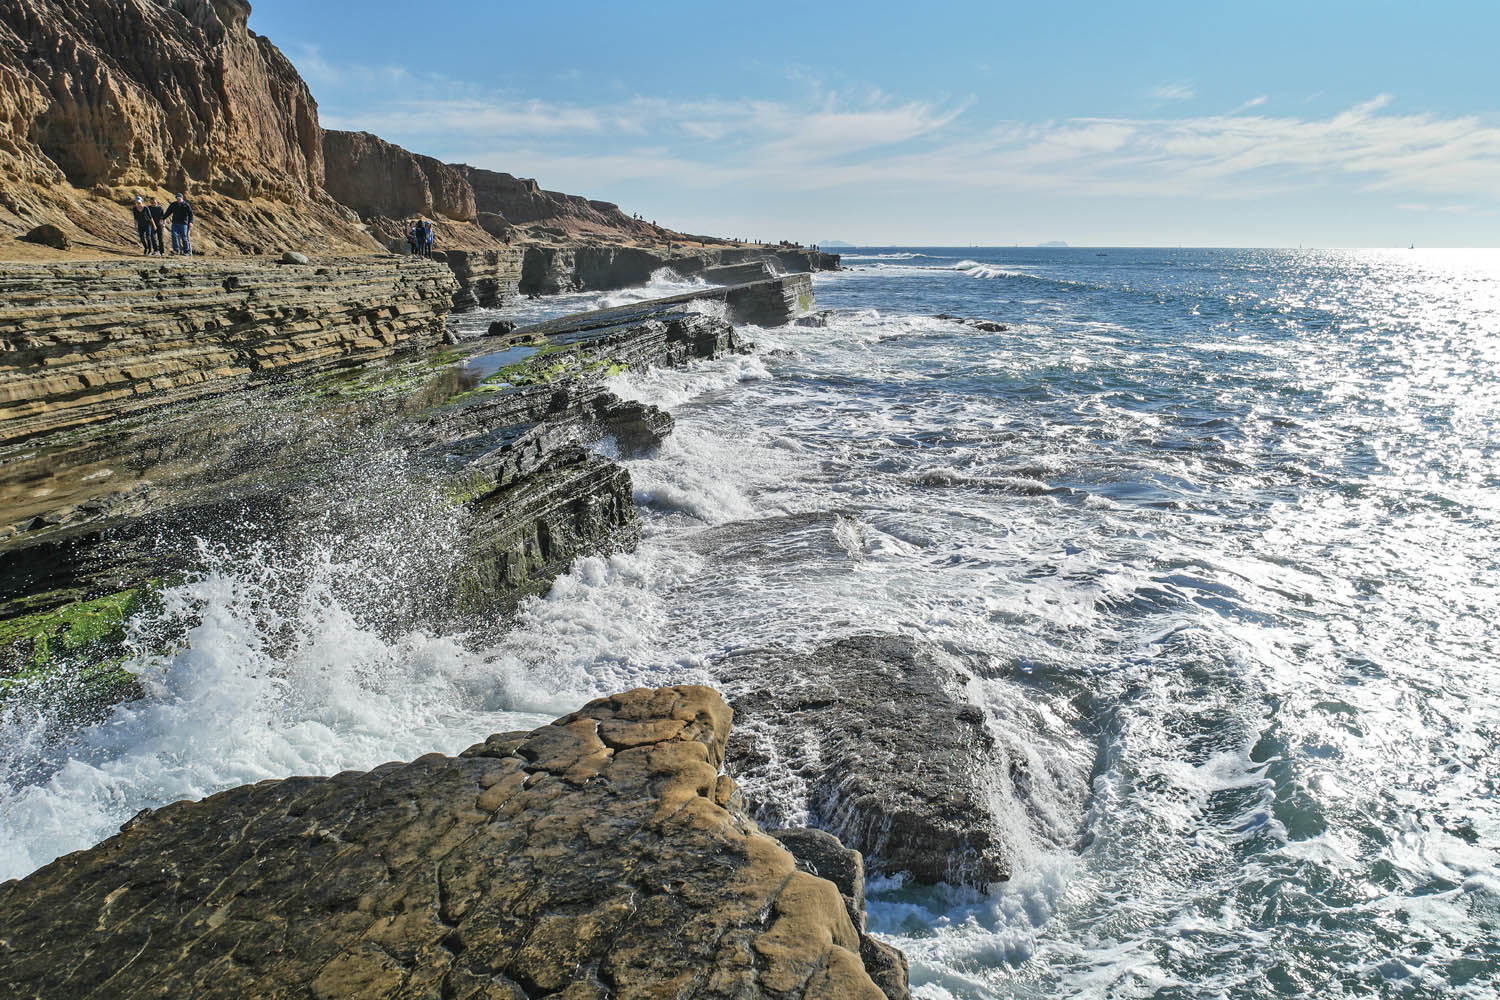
[0,586,156,706]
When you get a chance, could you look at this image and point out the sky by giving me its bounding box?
[249,0,1500,247]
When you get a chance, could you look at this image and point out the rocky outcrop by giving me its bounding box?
[0,686,906,998]
[0,257,458,443]
[0,299,758,687]
[0,0,375,253]
[440,247,524,310]
[517,246,836,297]
[721,632,1009,887]
[321,129,477,223]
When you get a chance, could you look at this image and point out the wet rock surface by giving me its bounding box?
[0,299,755,689]
[0,686,904,999]
[723,634,1010,887]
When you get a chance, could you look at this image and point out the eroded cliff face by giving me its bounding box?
[321,129,477,225]
[0,0,375,253]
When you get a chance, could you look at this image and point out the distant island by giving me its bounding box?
[1037,241,1069,248]
[820,240,854,247]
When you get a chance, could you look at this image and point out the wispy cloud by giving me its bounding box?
[1150,81,1197,102]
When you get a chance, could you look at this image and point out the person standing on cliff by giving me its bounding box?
[421,219,435,258]
[147,197,166,255]
[131,196,154,254]
[164,193,194,255]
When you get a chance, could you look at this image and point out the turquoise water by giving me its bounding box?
[2,248,1497,996]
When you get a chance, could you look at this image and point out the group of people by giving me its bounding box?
[131,193,194,256]
[406,219,435,257]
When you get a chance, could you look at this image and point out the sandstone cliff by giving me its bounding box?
[0,686,907,998]
[0,0,377,254]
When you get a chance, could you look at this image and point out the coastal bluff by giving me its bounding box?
[0,686,908,999]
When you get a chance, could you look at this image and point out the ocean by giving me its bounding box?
[3,247,1498,997]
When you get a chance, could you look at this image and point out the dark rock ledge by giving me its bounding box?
[0,686,907,999]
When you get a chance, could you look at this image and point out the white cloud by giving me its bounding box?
[295,48,1500,213]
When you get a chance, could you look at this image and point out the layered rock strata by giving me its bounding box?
[0,257,458,444]
[0,686,907,998]
[723,633,1010,887]
[0,291,770,693]
[441,248,524,310]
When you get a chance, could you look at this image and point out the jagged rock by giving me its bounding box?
[486,319,518,337]
[935,314,1008,332]
[17,223,67,249]
[770,828,910,1000]
[279,250,309,264]
[0,686,904,998]
[796,309,836,328]
[771,827,867,931]
[460,165,663,243]
[0,257,458,444]
[722,634,1009,887]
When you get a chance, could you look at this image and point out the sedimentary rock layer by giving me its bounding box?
[0,686,906,998]
[441,248,525,310]
[0,257,457,443]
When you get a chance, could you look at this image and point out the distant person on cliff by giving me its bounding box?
[131,196,153,254]
[163,193,193,255]
[406,220,421,255]
[421,219,435,257]
[147,197,166,255]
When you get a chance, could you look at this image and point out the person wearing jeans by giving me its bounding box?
[163,193,193,255]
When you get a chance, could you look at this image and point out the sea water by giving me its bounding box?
[2,248,1498,997]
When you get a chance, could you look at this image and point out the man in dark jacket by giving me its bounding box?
[164,193,194,255]
[131,196,153,254]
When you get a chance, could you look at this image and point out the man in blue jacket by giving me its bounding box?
[164,193,194,255]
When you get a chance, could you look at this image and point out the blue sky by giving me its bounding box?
[251,1,1498,246]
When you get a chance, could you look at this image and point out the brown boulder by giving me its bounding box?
[17,222,66,248]
[0,686,906,998]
